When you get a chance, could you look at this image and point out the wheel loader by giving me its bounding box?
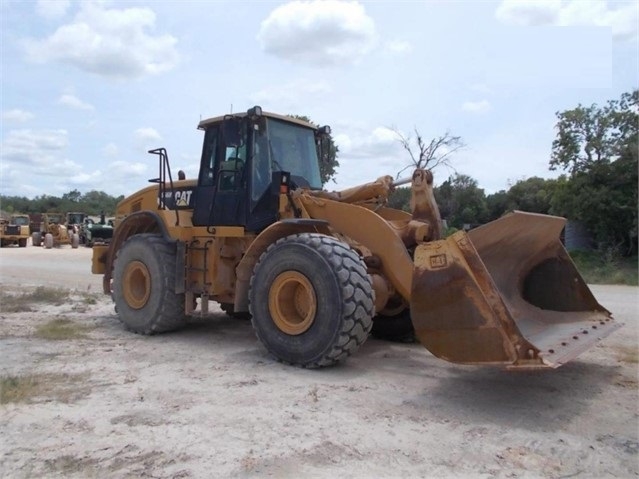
[0,214,30,247]
[92,106,621,369]
[32,213,80,249]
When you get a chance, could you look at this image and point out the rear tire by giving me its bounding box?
[71,233,80,249]
[32,232,42,247]
[249,233,374,368]
[220,302,251,320]
[18,238,27,248]
[112,233,187,334]
[44,233,53,249]
[372,309,415,343]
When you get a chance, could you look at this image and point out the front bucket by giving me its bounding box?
[410,211,622,369]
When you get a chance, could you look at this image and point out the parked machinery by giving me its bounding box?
[92,107,621,370]
[32,213,80,249]
[82,213,114,247]
[0,214,30,247]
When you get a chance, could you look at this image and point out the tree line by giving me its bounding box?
[0,190,124,217]
[1,90,635,255]
[388,89,638,256]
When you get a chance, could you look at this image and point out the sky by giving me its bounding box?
[1,0,637,200]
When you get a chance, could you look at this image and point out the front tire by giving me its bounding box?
[249,233,374,368]
[112,234,187,334]
[44,233,53,249]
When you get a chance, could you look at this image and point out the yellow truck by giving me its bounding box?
[0,214,30,247]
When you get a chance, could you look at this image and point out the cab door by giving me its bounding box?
[192,122,247,227]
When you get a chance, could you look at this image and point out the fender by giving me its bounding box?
[101,211,173,294]
[233,219,330,312]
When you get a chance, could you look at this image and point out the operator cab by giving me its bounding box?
[191,106,329,231]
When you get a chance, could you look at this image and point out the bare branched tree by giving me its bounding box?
[390,126,465,178]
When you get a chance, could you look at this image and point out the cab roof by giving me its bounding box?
[198,111,316,130]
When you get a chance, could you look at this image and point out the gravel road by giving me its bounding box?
[0,244,637,478]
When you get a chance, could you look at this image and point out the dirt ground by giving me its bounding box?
[0,246,637,478]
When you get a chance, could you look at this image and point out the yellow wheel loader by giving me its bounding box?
[92,107,621,369]
[0,214,30,247]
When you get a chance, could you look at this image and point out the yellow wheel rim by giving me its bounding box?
[269,271,317,335]
[123,260,151,309]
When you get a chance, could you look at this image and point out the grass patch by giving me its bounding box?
[34,318,94,340]
[615,345,639,364]
[0,372,90,404]
[0,286,70,312]
[0,288,103,313]
[1,375,40,404]
[570,251,638,286]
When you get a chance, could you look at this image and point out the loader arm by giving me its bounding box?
[298,193,414,301]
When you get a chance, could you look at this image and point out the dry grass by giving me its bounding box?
[0,286,70,312]
[615,345,639,364]
[34,318,94,340]
[0,372,91,404]
[0,287,102,314]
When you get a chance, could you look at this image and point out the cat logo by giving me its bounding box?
[158,189,194,209]
[174,189,192,207]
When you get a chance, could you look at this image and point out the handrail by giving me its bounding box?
[148,147,180,226]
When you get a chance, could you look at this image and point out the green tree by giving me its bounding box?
[506,177,557,214]
[62,189,82,204]
[387,186,411,212]
[485,190,510,222]
[549,89,638,255]
[288,115,339,185]
[0,191,123,217]
[551,90,638,174]
[435,173,487,229]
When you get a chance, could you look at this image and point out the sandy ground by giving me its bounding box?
[0,245,637,478]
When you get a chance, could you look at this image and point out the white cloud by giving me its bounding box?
[134,127,162,142]
[258,0,377,66]
[2,109,34,123]
[58,93,94,111]
[495,0,561,26]
[24,3,179,79]
[383,39,412,55]
[1,129,69,166]
[134,127,162,152]
[461,100,491,113]
[109,160,148,177]
[69,170,102,185]
[35,0,70,19]
[250,80,332,110]
[329,123,406,189]
[495,0,638,41]
[102,143,119,158]
[335,124,402,160]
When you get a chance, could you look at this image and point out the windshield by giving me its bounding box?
[12,216,29,226]
[266,118,322,189]
[67,213,85,224]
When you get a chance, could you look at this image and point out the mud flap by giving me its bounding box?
[410,211,622,369]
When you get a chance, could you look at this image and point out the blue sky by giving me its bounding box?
[1,0,637,199]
